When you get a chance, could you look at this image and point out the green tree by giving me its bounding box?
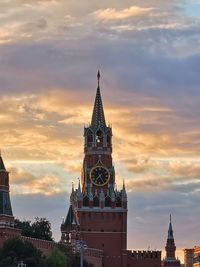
[0,237,44,267]
[14,219,32,237]
[32,217,53,241]
[44,248,68,267]
[15,217,53,241]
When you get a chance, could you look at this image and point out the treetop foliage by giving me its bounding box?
[14,217,53,241]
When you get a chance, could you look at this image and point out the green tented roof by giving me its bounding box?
[64,205,73,226]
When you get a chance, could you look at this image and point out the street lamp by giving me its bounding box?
[17,261,26,267]
[73,239,87,267]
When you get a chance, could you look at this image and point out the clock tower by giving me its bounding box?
[61,72,128,267]
[82,71,115,195]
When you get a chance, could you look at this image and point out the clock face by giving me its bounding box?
[90,166,110,186]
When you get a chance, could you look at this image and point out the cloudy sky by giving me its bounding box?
[1,0,200,262]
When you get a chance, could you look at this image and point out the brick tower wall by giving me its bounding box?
[78,209,127,267]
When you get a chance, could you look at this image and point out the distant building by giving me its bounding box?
[61,72,161,267]
[193,245,200,267]
[184,249,194,267]
[162,215,180,267]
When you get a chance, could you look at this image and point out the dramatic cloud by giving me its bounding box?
[0,0,199,262]
[93,6,154,21]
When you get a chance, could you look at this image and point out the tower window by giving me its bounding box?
[87,130,93,145]
[107,135,111,145]
[96,130,103,145]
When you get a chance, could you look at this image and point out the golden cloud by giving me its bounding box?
[169,160,200,177]
[0,89,199,196]
[9,167,63,195]
[93,6,154,21]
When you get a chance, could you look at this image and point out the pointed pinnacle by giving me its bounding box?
[91,71,106,128]
[97,70,100,87]
[78,178,81,190]
[123,179,126,190]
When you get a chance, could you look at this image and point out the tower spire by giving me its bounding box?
[91,71,106,128]
[97,70,100,88]
[168,214,174,239]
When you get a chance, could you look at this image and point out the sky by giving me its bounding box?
[0,0,200,262]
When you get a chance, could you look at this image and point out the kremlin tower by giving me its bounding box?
[61,71,128,267]
[163,215,180,267]
[61,72,161,267]
[0,153,21,246]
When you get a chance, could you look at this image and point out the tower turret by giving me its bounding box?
[0,154,13,217]
[163,215,180,267]
[0,153,21,243]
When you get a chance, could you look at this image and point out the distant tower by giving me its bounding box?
[0,154,13,219]
[0,153,21,246]
[163,215,180,267]
[61,72,128,267]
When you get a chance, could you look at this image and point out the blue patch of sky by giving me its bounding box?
[182,2,200,18]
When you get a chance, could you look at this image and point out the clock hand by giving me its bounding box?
[96,174,102,180]
[99,176,104,183]
[95,173,105,183]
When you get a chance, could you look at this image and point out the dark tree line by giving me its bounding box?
[0,217,93,267]
[0,238,93,267]
[0,238,44,267]
[14,217,53,241]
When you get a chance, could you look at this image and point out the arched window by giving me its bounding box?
[87,130,93,145]
[83,196,89,206]
[105,196,111,207]
[107,135,111,145]
[93,196,99,207]
[96,130,103,146]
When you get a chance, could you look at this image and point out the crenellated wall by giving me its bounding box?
[127,250,162,267]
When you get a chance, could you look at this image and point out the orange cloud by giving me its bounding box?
[0,89,199,197]
[93,6,154,21]
[10,167,63,195]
